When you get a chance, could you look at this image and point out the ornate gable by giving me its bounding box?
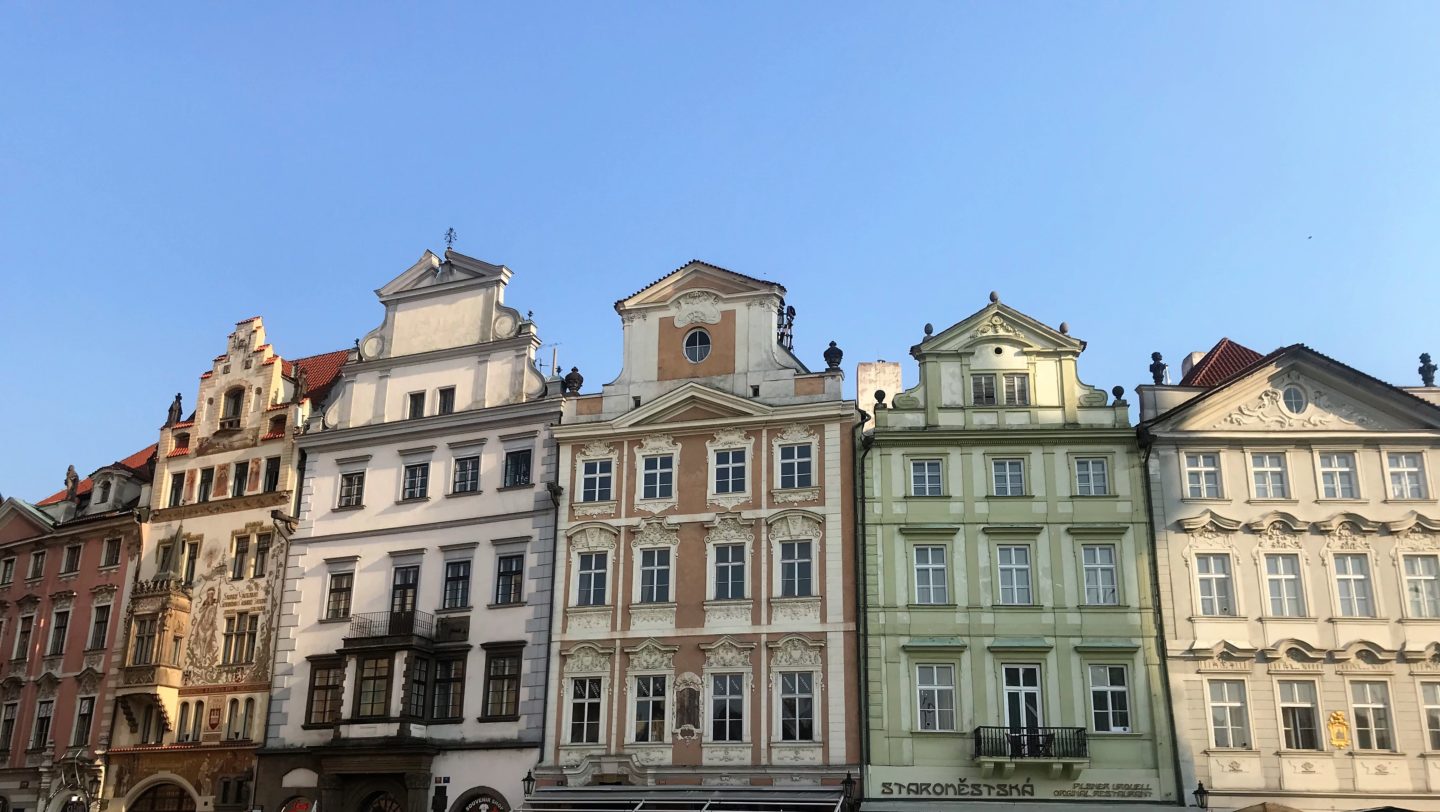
[618,260,783,310]
[611,382,771,428]
[911,297,1083,358]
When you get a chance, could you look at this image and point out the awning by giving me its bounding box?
[518,786,846,811]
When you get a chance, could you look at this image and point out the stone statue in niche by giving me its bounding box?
[675,675,702,739]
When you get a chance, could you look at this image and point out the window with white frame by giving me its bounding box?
[1195,553,1236,616]
[911,459,943,496]
[338,471,365,507]
[972,374,997,406]
[992,459,1025,496]
[714,544,746,601]
[1207,680,1250,748]
[452,456,480,494]
[916,664,956,732]
[1334,553,1375,617]
[1075,458,1109,496]
[1003,373,1030,406]
[997,545,1032,605]
[913,546,949,605]
[779,444,813,489]
[639,548,672,603]
[714,449,746,494]
[1405,554,1440,618]
[326,572,353,619]
[633,675,667,743]
[642,455,673,500]
[443,560,471,609]
[569,677,603,744]
[711,673,745,741]
[779,672,815,741]
[780,541,813,598]
[1422,682,1440,750]
[1251,453,1289,499]
[1089,664,1130,732]
[1082,544,1119,605]
[1265,553,1306,617]
[1185,453,1222,499]
[1277,680,1321,750]
[401,462,429,500]
[1351,681,1394,750]
[1319,452,1359,499]
[581,459,613,502]
[1388,452,1427,499]
[577,552,608,606]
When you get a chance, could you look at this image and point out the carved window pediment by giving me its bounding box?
[768,634,823,668]
[701,636,755,670]
[563,643,614,675]
[625,639,677,672]
[631,519,679,549]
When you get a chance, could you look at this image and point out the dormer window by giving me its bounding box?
[96,481,112,504]
[684,329,712,364]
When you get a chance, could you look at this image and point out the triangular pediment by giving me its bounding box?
[912,300,1084,357]
[376,249,508,300]
[0,498,54,543]
[612,382,773,428]
[1151,347,1440,433]
[618,260,783,310]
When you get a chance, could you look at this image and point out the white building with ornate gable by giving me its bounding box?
[255,249,560,812]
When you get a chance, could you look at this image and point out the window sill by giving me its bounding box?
[991,604,1044,610]
[59,569,80,576]
[1329,616,1389,623]
[1072,494,1117,499]
[446,489,484,499]
[911,729,965,736]
[427,716,465,725]
[498,483,534,492]
[988,494,1034,500]
[434,606,472,614]
[1202,748,1259,755]
[907,603,958,610]
[333,504,365,512]
[905,494,951,500]
[395,497,431,504]
[1089,731,1143,737]
[1180,498,1228,504]
[1076,604,1131,610]
[300,723,338,731]
[1247,498,1299,505]
[1398,617,1440,623]
[1315,498,1366,504]
[1189,615,1247,622]
[1275,748,1330,755]
[477,714,520,724]
[98,564,121,572]
[487,601,526,610]
[318,616,350,624]
[1385,498,1436,504]
[1259,615,1318,621]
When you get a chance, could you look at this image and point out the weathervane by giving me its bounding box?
[443,228,458,249]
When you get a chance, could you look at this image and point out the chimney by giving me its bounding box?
[1180,351,1206,377]
[857,361,902,410]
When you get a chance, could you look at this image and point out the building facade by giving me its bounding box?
[529,261,860,811]
[857,296,1179,811]
[254,248,560,812]
[0,448,154,812]
[1139,341,1440,811]
[102,317,344,812]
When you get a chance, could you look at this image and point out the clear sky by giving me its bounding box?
[3,3,1438,500]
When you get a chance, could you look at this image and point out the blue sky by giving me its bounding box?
[3,3,1438,500]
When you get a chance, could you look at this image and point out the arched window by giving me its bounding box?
[242,698,255,740]
[130,783,196,812]
[226,698,239,739]
[97,481,112,503]
[191,700,204,741]
[176,702,191,742]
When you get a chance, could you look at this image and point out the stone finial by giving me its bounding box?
[1421,353,1437,387]
[874,389,887,410]
[989,291,999,304]
[1149,352,1167,385]
[165,393,183,427]
[923,323,934,341]
[823,341,844,371]
[562,366,584,395]
[1059,322,1069,335]
[64,465,79,501]
[1112,385,1127,405]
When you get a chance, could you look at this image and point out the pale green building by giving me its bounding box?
[856,296,1179,811]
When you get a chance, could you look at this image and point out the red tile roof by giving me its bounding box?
[1178,338,1264,388]
[286,349,349,407]
[166,447,191,458]
[614,259,784,309]
[36,444,158,506]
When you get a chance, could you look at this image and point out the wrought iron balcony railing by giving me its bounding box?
[973,726,1088,759]
[345,610,434,641]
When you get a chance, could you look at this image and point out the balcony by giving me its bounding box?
[343,611,434,648]
[119,663,184,691]
[973,727,1088,777]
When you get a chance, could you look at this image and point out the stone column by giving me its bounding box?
[404,772,430,812]
[318,774,343,812]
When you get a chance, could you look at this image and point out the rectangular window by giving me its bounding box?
[971,374,997,406]
[1334,554,1375,617]
[1405,554,1440,618]
[715,449,746,494]
[221,613,259,664]
[32,700,53,749]
[357,655,391,718]
[1075,458,1110,496]
[198,468,214,502]
[157,543,175,574]
[183,541,200,584]
[27,550,45,580]
[252,534,270,578]
[495,554,524,605]
[232,461,248,498]
[1352,681,1394,750]
[1003,373,1030,406]
[916,664,956,732]
[1422,682,1440,751]
[578,552,607,606]
[780,540,813,598]
[307,661,344,725]
[581,459,613,502]
[779,672,815,741]
[1265,553,1306,617]
[407,657,429,718]
[391,565,419,613]
[911,459,943,496]
[997,545,1032,605]
[711,673,745,741]
[714,544,746,601]
[231,537,249,580]
[639,548,671,603]
[1252,453,1289,499]
[47,610,68,656]
[0,704,14,751]
[1082,544,1119,605]
[503,449,532,487]
[169,471,186,507]
[88,605,111,650]
[570,677,602,744]
[1208,680,1250,748]
[61,545,81,574]
[483,648,522,719]
[326,572,353,619]
[0,558,11,585]
[642,455,673,500]
[71,696,94,746]
[779,444,813,489]
[433,656,465,719]
[1196,553,1236,616]
[338,472,365,507]
[452,456,480,494]
[992,458,1025,496]
[402,462,429,500]
[1319,452,1359,499]
[443,560,472,609]
[634,675,667,742]
[129,616,153,665]
[1089,664,1131,732]
[263,456,282,492]
[407,392,425,419]
[1388,452,1427,499]
[437,387,456,416]
[914,546,949,604]
[103,538,121,567]
[1185,453,1221,499]
[1278,680,1321,750]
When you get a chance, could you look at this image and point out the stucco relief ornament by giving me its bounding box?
[706,515,754,546]
[704,639,754,669]
[628,640,676,672]
[1214,378,1377,430]
[776,424,817,445]
[672,291,723,327]
[973,313,1020,338]
[1398,527,1440,551]
[1257,523,1302,550]
[1325,523,1369,551]
[637,434,679,456]
[580,441,615,460]
[632,519,679,549]
[771,636,823,668]
[770,512,823,541]
[570,525,618,553]
[564,644,612,675]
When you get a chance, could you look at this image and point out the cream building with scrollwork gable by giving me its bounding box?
[1139,340,1440,812]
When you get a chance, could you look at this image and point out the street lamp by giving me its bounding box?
[522,770,536,797]
[1192,782,1209,810]
[841,773,857,812]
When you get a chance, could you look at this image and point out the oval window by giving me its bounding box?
[1282,385,1307,414]
[684,329,711,363]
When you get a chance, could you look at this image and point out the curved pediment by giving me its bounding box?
[1335,639,1398,662]
[1179,510,1244,534]
[1244,511,1307,533]
[1313,512,1381,534]
[1385,511,1440,535]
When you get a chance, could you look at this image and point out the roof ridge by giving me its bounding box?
[614,259,783,309]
